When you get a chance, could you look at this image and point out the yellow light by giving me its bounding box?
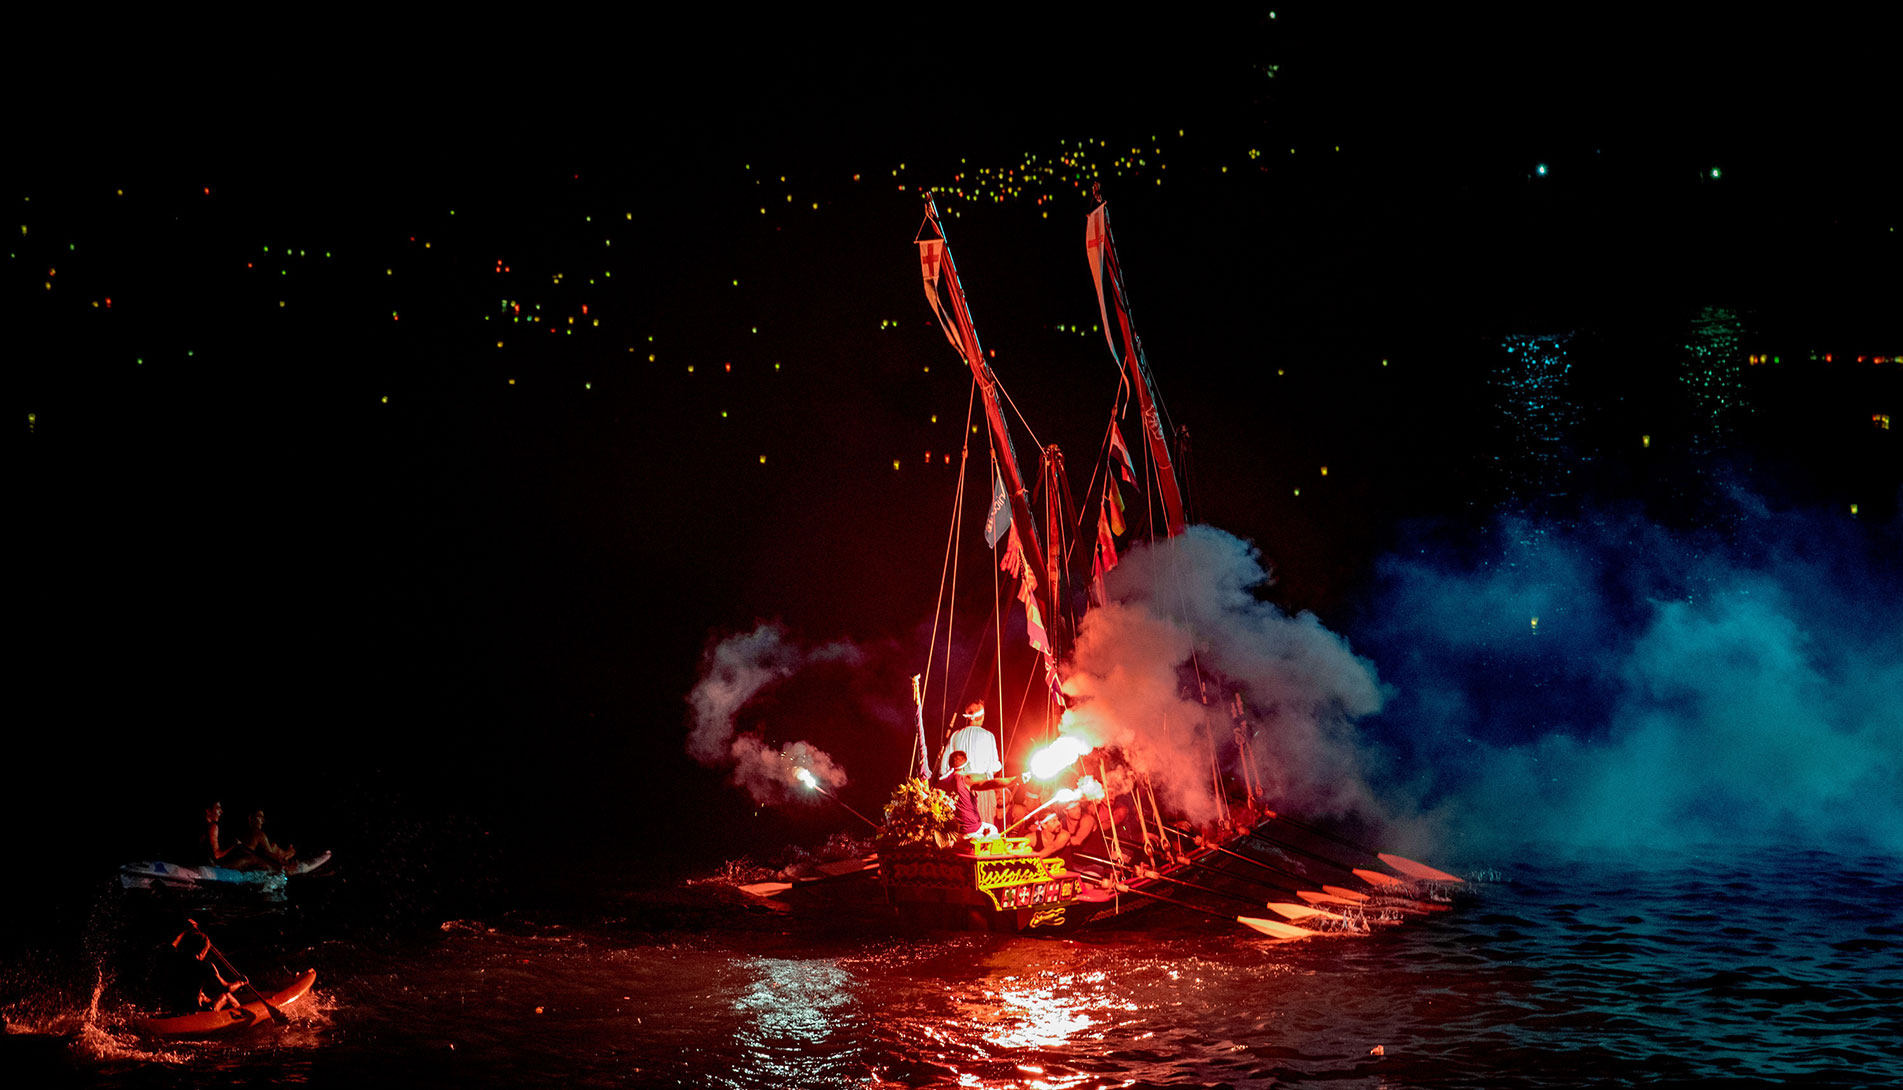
[381,396,388,404]
[892,460,901,471]
[759,455,767,464]
[1531,617,1540,631]
[1642,434,1651,448]
[1319,466,1328,476]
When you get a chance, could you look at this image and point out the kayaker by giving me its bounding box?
[200,801,268,871]
[238,809,297,870]
[170,929,247,1014]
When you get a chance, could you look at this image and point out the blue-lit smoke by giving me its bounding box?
[1354,497,1903,857]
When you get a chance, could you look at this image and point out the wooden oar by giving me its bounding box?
[1150,829,1388,911]
[1266,901,1356,925]
[182,920,288,1027]
[1377,852,1464,883]
[1073,853,1259,908]
[1106,880,1317,940]
[1323,883,1448,914]
[1269,815,1464,884]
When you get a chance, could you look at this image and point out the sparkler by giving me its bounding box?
[792,765,879,831]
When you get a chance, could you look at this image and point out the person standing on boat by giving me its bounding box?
[939,701,1007,830]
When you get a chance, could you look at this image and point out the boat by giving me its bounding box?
[858,193,1465,936]
[130,970,317,1037]
[119,850,333,892]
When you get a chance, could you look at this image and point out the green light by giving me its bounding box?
[1710,167,1722,179]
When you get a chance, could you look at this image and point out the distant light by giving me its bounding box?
[892,460,901,471]
[1642,434,1651,448]
[1850,503,1859,515]
[1319,466,1328,476]
[1710,167,1722,179]
[1530,616,1540,631]
[1536,163,1549,176]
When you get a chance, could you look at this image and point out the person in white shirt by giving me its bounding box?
[939,701,1008,830]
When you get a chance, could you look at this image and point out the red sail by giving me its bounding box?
[1086,202,1187,537]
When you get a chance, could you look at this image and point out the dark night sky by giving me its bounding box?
[9,11,1898,889]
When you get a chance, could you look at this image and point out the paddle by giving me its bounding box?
[179,920,288,1027]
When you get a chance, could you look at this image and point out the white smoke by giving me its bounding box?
[686,623,860,803]
[1060,526,1388,824]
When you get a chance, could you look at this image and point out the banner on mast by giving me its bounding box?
[984,469,1011,548]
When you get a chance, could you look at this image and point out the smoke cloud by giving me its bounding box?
[1061,526,1388,825]
[686,623,861,803]
[1355,496,1903,857]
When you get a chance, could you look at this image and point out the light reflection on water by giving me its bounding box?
[7,847,1901,1088]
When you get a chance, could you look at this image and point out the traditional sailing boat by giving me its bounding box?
[870,193,1464,937]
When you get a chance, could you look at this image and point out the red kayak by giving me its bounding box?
[131,970,317,1037]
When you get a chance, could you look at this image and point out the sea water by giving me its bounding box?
[4,845,1899,1088]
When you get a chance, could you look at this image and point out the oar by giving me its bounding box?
[182,920,288,1027]
[1158,826,1310,887]
[1265,901,1356,924]
[736,882,792,897]
[1150,829,1389,911]
[1072,853,1258,908]
[1269,815,1464,884]
[1103,879,1318,940]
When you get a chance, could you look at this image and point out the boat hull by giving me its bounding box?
[879,837,1133,932]
[119,851,333,891]
[131,970,316,1037]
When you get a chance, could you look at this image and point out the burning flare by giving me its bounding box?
[794,767,818,791]
[1027,736,1095,780]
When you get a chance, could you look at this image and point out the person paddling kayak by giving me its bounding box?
[200,801,268,871]
[237,809,297,870]
[170,929,248,1015]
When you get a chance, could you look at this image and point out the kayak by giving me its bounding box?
[131,969,317,1037]
[119,850,333,891]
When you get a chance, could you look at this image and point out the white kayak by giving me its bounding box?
[119,851,333,891]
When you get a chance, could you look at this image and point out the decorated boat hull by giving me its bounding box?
[879,835,1134,932]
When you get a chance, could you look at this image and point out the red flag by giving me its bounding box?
[1107,480,1127,536]
[1097,506,1120,576]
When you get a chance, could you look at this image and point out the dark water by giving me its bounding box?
[5,846,1900,1088]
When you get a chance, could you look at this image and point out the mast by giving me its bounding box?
[916,195,1051,632]
[1086,196,1188,537]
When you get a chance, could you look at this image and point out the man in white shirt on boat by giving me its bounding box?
[939,701,1009,831]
